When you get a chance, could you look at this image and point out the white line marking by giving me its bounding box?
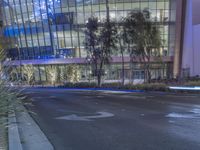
[190,108,200,114]
[55,112,114,121]
[100,90,132,94]
[166,112,200,119]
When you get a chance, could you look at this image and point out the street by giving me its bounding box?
[23,88,200,150]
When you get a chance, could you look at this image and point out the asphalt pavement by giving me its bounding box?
[23,88,200,150]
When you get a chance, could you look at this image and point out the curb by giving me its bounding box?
[63,88,144,93]
[26,86,145,93]
[8,112,23,150]
[15,105,54,150]
[8,105,54,150]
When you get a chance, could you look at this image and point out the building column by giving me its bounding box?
[173,0,187,78]
[182,0,193,77]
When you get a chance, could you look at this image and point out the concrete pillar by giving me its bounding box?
[182,0,193,76]
[173,0,186,78]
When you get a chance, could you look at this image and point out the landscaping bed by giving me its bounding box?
[0,118,7,150]
[57,81,200,93]
[58,82,169,92]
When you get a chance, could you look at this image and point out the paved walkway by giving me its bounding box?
[15,105,54,150]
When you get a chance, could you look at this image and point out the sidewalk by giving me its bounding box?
[9,105,54,150]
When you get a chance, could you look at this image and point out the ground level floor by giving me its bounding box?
[6,62,173,85]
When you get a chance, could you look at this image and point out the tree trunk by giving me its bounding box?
[146,56,151,83]
[97,60,104,87]
[119,39,125,86]
[97,74,102,87]
[121,52,125,86]
[106,0,110,23]
[147,68,151,83]
[128,45,134,84]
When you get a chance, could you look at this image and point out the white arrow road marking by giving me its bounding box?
[166,113,200,119]
[55,112,114,121]
[190,108,200,114]
[100,90,132,94]
[166,108,200,119]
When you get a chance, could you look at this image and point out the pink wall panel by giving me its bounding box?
[193,25,200,76]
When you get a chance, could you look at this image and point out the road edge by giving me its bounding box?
[8,112,23,150]
[8,104,54,150]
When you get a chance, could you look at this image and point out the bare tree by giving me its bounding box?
[22,65,34,85]
[66,65,80,83]
[46,66,57,86]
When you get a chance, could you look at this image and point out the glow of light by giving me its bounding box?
[169,86,200,91]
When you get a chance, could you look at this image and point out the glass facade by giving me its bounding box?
[1,0,176,60]
[1,0,177,83]
[8,63,170,85]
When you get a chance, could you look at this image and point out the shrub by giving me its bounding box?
[60,82,97,88]
[101,82,121,88]
[0,48,23,117]
[122,83,168,91]
[0,81,21,116]
[184,81,200,87]
[0,73,22,150]
[59,82,168,92]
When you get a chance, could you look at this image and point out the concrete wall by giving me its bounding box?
[192,24,200,76]
[193,0,200,25]
[182,0,200,77]
[182,0,193,75]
